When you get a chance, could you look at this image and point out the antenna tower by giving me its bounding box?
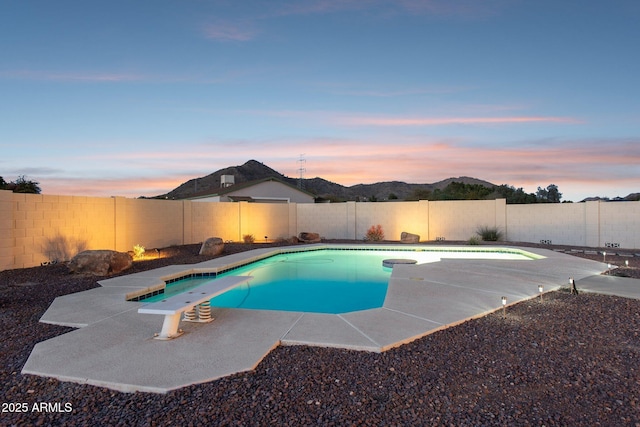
[297,154,306,189]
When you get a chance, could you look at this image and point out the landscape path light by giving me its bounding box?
[603,251,607,263]
[501,296,507,318]
[569,277,578,295]
[538,284,544,302]
[625,259,629,267]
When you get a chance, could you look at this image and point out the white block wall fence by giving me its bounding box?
[1,189,638,270]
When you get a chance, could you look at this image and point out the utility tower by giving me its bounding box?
[297,154,306,189]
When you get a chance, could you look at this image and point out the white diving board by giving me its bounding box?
[138,275,252,340]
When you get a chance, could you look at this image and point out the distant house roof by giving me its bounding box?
[184,177,316,202]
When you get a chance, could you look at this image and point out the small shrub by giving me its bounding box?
[365,224,385,241]
[468,236,481,245]
[243,234,255,244]
[133,244,145,259]
[476,226,503,242]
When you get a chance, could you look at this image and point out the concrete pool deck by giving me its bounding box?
[22,244,637,393]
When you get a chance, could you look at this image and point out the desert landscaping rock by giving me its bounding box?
[400,231,420,243]
[67,250,133,276]
[299,232,321,243]
[199,237,225,256]
[1,241,639,425]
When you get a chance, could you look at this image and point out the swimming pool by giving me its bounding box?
[142,248,536,314]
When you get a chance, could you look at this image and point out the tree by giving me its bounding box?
[405,188,432,201]
[0,176,7,190]
[5,175,42,194]
[494,184,537,204]
[536,184,562,203]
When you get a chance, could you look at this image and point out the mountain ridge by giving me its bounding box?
[157,159,496,201]
[156,159,638,202]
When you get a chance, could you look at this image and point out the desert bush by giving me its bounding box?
[365,224,385,241]
[133,244,146,259]
[476,225,503,241]
[243,234,255,244]
[468,236,481,245]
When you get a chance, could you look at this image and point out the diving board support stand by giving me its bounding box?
[138,276,252,340]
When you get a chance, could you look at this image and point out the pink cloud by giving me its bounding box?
[32,136,639,201]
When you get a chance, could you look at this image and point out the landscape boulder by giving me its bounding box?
[400,231,420,243]
[298,232,321,244]
[199,237,225,256]
[68,250,133,276]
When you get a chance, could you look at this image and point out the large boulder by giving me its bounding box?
[400,231,420,243]
[199,237,225,256]
[298,232,321,244]
[68,250,133,276]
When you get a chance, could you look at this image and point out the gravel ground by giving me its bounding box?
[1,241,639,426]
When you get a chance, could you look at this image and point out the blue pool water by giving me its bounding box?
[143,248,533,314]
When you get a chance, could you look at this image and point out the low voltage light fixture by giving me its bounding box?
[625,260,629,267]
[538,285,544,301]
[569,277,578,295]
[501,296,507,318]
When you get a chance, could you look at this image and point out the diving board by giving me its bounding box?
[138,275,252,340]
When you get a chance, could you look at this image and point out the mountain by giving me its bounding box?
[156,159,496,201]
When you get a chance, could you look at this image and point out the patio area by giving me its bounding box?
[20,244,619,393]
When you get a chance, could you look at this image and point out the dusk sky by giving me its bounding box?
[2,1,639,202]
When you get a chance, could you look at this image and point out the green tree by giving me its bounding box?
[494,184,537,204]
[405,188,432,201]
[0,176,7,190]
[536,184,562,203]
[10,175,42,194]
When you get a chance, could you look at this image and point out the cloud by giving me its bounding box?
[269,0,509,19]
[395,0,510,18]
[336,115,582,127]
[26,136,639,202]
[0,70,143,82]
[202,20,257,41]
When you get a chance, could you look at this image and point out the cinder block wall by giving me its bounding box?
[0,191,14,271]
[297,203,350,239]
[599,201,640,249]
[506,202,588,246]
[428,199,506,241]
[5,192,116,268]
[2,189,639,271]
